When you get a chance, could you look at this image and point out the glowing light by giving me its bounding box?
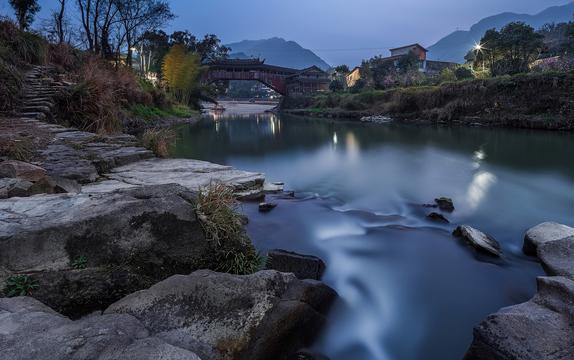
[474,43,483,51]
[467,171,497,209]
[333,132,338,145]
[473,150,486,161]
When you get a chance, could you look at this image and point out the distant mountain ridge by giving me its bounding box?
[226,37,330,70]
[429,2,574,63]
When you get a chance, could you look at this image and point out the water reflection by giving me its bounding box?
[174,113,574,360]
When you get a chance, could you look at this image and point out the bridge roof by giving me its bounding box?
[208,59,303,74]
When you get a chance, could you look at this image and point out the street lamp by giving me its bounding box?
[473,43,486,72]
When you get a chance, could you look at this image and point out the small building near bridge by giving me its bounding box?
[286,66,330,96]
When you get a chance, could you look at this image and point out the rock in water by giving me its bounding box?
[523,222,574,256]
[266,249,326,280]
[453,225,501,257]
[464,229,574,360]
[259,202,278,212]
[435,197,455,212]
[464,276,574,360]
[105,270,337,360]
[427,212,450,223]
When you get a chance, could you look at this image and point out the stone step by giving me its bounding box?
[22,101,54,108]
[21,106,52,113]
[17,112,47,120]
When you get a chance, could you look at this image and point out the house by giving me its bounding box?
[346,66,362,87]
[390,44,428,61]
[345,43,458,87]
[285,66,330,95]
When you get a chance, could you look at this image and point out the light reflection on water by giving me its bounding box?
[174,109,574,360]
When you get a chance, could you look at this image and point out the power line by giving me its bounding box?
[311,46,394,52]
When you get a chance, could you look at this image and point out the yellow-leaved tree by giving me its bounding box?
[162,44,203,104]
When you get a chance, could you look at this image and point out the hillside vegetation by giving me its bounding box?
[283,71,574,130]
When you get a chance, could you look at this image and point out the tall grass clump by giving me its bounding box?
[196,183,262,275]
[0,59,23,111]
[142,128,176,157]
[55,57,152,134]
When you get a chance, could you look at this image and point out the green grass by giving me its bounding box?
[130,104,196,121]
[3,275,39,297]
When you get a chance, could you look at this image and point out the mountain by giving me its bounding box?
[428,2,574,63]
[226,37,330,70]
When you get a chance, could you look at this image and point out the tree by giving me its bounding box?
[162,44,203,104]
[139,30,169,74]
[169,31,229,63]
[334,65,349,74]
[475,22,544,76]
[9,0,40,30]
[116,0,174,68]
[52,0,66,43]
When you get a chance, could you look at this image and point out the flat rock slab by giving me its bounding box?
[84,158,265,195]
[523,222,574,256]
[105,270,337,360]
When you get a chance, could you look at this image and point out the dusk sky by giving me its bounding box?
[2,0,572,66]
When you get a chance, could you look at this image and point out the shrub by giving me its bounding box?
[3,275,39,297]
[455,67,475,80]
[142,128,176,157]
[0,19,46,66]
[196,182,261,275]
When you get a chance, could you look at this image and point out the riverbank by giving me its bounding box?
[281,71,574,130]
[0,66,337,359]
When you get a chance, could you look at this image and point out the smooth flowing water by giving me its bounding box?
[174,104,574,360]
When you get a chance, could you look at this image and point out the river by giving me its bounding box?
[173,102,574,360]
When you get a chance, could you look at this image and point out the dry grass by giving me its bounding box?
[54,57,152,134]
[0,118,52,161]
[196,182,262,275]
[141,128,176,157]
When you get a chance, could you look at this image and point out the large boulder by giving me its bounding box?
[537,236,574,280]
[0,296,202,360]
[0,184,205,277]
[464,276,574,360]
[523,222,574,256]
[464,230,574,359]
[266,249,326,280]
[105,270,337,360]
[453,225,502,257]
[0,184,212,316]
